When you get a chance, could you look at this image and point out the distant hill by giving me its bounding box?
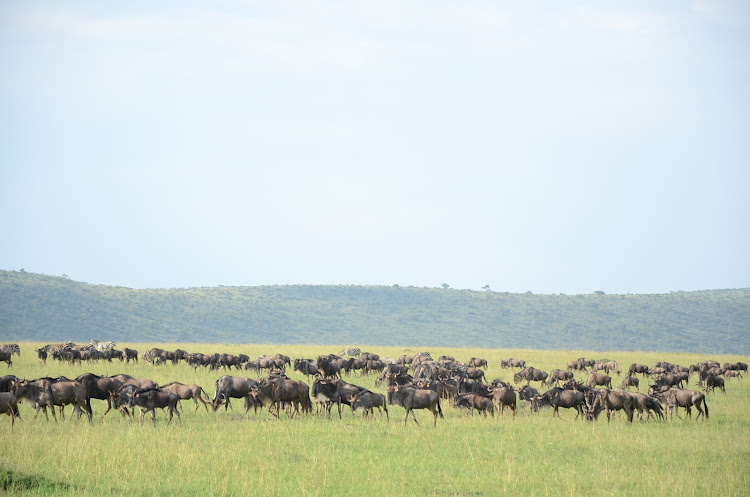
[0,270,748,354]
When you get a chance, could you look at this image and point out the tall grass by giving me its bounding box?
[1,342,748,496]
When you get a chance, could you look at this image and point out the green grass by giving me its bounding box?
[1,342,749,496]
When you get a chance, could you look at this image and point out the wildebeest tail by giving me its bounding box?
[703,396,709,419]
[201,387,211,402]
[437,399,444,419]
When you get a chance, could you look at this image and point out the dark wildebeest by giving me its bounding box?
[514,367,548,386]
[588,389,634,423]
[567,360,587,373]
[453,393,494,418]
[312,378,366,418]
[121,348,139,364]
[629,363,649,377]
[704,374,725,394]
[0,392,19,432]
[294,359,319,380]
[501,358,526,369]
[517,385,539,407]
[0,351,13,368]
[649,385,709,421]
[654,373,686,388]
[127,388,181,425]
[488,385,516,417]
[160,382,211,411]
[250,377,311,418]
[211,376,258,412]
[548,369,574,386]
[14,379,92,422]
[316,356,342,379]
[626,392,664,422]
[0,375,19,393]
[388,385,443,427]
[349,390,389,419]
[549,390,587,420]
[586,373,612,389]
[37,348,48,365]
[620,376,639,390]
[109,385,140,418]
[76,373,127,415]
[468,358,488,369]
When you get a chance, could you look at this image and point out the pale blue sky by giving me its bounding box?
[1,1,748,294]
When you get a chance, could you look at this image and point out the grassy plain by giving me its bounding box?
[1,342,749,496]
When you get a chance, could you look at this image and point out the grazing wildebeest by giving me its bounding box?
[250,377,311,418]
[501,358,526,369]
[312,378,366,418]
[588,389,633,423]
[0,392,19,432]
[127,388,181,425]
[488,385,516,417]
[724,370,742,380]
[605,360,621,375]
[567,360,587,373]
[586,373,612,389]
[629,363,649,377]
[453,393,494,418]
[649,385,709,421]
[388,385,443,427]
[349,390,389,419]
[620,376,639,390]
[376,364,409,387]
[703,374,725,394]
[160,382,211,411]
[211,376,258,412]
[626,392,664,421]
[548,369,574,386]
[654,373,686,388]
[468,358,488,369]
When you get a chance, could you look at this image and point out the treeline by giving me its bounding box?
[0,270,748,354]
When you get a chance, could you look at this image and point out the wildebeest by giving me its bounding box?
[514,367,548,386]
[567,360,587,373]
[468,358,488,369]
[14,379,92,422]
[648,385,709,421]
[548,369,574,386]
[121,348,139,363]
[620,376,639,390]
[453,393,494,418]
[294,359,319,380]
[501,358,526,369]
[0,351,13,368]
[629,363,649,377]
[586,373,612,389]
[160,382,211,411]
[211,376,258,412]
[549,390,587,419]
[703,374,726,394]
[387,385,443,427]
[488,385,516,416]
[127,388,181,425]
[588,389,633,423]
[0,375,19,393]
[517,385,539,407]
[0,392,19,432]
[626,392,664,422]
[316,356,342,379]
[349,390,389,419]
[76,373,128,415]
[311,378,366,418]
[250,377,311,418]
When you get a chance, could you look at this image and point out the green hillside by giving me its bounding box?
[0,270,748,354]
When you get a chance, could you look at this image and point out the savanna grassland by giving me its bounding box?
[2,342,749,496]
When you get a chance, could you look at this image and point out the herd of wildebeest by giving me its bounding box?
[0,342,746,430]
